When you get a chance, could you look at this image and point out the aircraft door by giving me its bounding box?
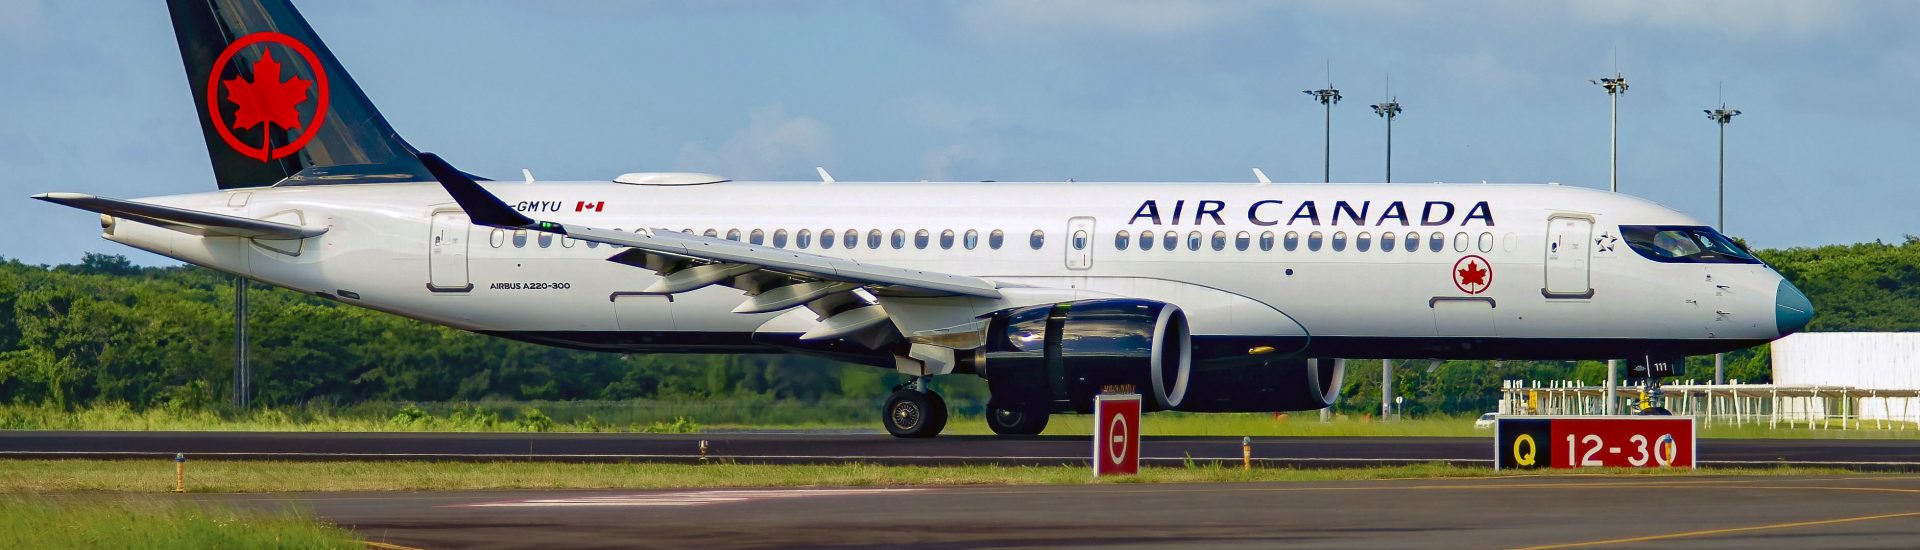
[1543,216,1593,298]
[1066,216,1095,270]
[427,211,473,292]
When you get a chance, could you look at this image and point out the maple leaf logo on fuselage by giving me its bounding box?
[1458,261,1487,287]
[222,50,311,142]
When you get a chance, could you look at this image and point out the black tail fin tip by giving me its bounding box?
[420,153,535,229]
[169,0,437,189]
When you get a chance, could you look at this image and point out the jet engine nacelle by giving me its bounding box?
[978,299,1191,413]
[1174,357,1345,412]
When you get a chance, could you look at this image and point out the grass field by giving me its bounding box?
[0,494,361,549]
[0,459,1858,494]
[2,401,1912,439]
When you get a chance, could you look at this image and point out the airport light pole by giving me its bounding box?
[1707,104,1741,385]
[233,277,250,409]
[1371,98,1401,182]
[1381,359,1394,419]
[1304,86,1342,182]
[1592,73,1627,414]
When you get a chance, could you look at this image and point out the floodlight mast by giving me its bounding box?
[1370,98,1402,183]
[1706,103,1741,385]
[1304,87,1342,183]
[1591,72,1627,414]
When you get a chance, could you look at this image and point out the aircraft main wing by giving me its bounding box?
[420,152,1002,346]
[31,192,327,239]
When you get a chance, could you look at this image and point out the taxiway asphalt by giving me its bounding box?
[196,474,1920,549]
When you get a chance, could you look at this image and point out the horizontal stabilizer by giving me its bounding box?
[420,152,536,229]
[31,193,326,239]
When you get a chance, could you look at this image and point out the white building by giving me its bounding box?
[1773,332,1920,423]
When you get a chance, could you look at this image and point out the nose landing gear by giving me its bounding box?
[883,379,948,438]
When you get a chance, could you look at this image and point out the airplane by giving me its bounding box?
[33,0,1813,437]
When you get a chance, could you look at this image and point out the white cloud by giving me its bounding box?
[675,105,831,180]
[1567,0,1854,39]
[953,0,1263,43]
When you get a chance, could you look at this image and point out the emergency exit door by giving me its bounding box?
[428,211,473,292]
[1544,216,1593,298]
[1065,217,1095,270]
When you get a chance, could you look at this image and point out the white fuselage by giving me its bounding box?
[103,180,1794,361]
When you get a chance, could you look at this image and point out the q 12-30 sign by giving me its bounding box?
[1495,416,1695,470]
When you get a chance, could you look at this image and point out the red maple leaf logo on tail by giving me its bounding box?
[222,50,311,155]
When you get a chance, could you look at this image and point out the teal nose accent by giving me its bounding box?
[1775,278,1814,336]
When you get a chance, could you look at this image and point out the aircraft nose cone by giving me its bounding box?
[1775,278,1814,336]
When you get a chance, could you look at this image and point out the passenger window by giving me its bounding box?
[1211,231,1227,251]
[513,229,528,248]
[940,229,955,249]
[798,229,813,249]
[773,229,789,248]
[1429,232,1446,252]
[1072,230,1088,250]
[1453,232,1469,252]
[1139,230,1155,251]
[1030,230,1045,250]
[867,229,882,249]
[561,235,575,248]
[1235,231,1251,252]
[609,228,624,249]
[1187,231,1202,251]
[1331,231,1347,252]
[964,229,979,250]
[489,228,505,248]
[914,230,930,249]
[1163,231,1178,251]
[537,233,553,248]
[820,229,835,249]
[1406,232,1420,253]
[844,229,859,249]
[1381,231,1396,252]
[725,229,741,241]
[891,229,906,249]
[1356,232,1370,252]
[990,230,1005,249]
[1116,230,1131,251]
[1478,232,1494,253]
[1308,231,1324,251]
[1260,231,1275,251]
[1284,231,1300,251]
[749,229,765,245]
[703,229,718,238]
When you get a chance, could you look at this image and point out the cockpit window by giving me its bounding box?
[1621,225,1760,264]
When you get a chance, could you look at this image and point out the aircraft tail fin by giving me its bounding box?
[167,0,437,189]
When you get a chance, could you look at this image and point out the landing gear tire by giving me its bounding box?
[986,402,1050,436]
[1637,406,1672,416]
[884,389,947,438]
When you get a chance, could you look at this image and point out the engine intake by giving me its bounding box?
[979,299,1191,413]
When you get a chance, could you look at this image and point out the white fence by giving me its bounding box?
[1498,380,1920,430]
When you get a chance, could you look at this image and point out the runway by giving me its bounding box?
[5,431,1920,469]
[199,474,1920,549]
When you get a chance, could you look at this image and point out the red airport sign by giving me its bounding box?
[1094,393,1141,477]
[1495,416,1695,470]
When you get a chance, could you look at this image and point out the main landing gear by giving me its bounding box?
[883,379,948,438]
[985,401,1049,436]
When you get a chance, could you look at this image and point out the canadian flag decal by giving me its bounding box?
[575,201,605,212]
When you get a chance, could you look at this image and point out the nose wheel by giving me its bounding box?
[883,385,947,438]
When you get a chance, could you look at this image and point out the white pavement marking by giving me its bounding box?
[459,488,922,508]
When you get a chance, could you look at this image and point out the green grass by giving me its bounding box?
[0,494,361,549]
[0,459,1861,494]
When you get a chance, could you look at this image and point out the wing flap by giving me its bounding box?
[31,193,326,239]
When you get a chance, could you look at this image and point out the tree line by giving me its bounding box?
[2,237,1917,414]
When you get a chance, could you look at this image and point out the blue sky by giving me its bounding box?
[2,0,1916,265]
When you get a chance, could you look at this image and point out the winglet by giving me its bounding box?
[1252,168,1271,184]
[419,152,537,229]
[816,166,835,184]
